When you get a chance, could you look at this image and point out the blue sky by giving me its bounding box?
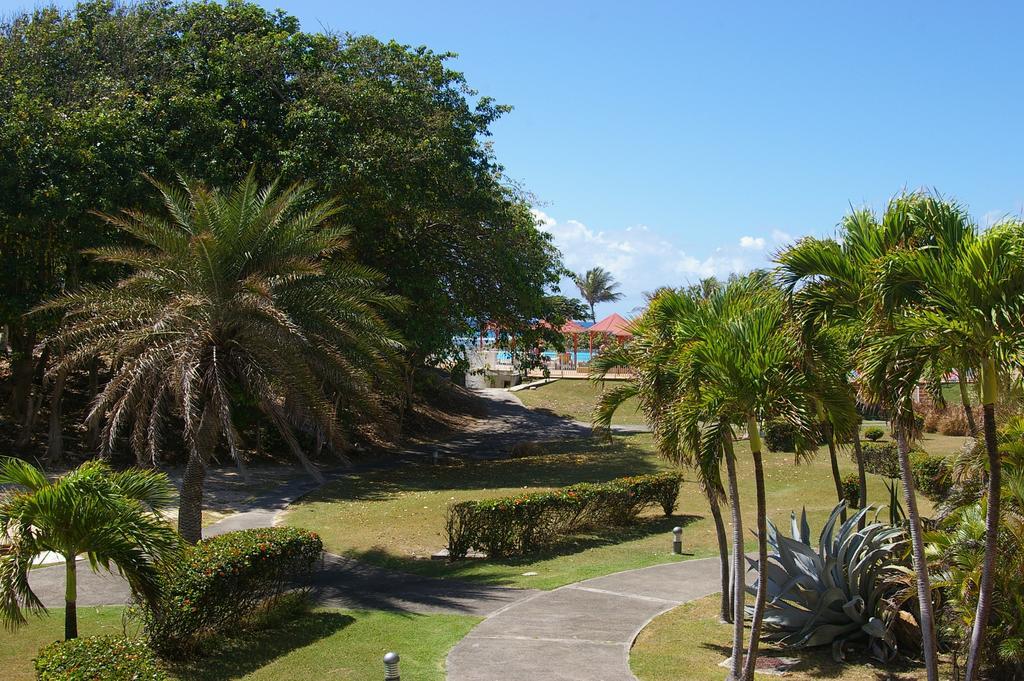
[8,1,1024,315]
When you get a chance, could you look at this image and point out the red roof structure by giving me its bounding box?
[589,313,633,338]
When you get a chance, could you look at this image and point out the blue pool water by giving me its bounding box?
[495,350,593,363]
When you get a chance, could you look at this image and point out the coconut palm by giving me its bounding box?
[0,458,179,639]
[592,287,734,623]
[571,267,624,322]
[872,198,1024,681]
[40,174,404,543]
[778,194,942,680]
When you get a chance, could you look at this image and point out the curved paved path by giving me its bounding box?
[446,558,722,681]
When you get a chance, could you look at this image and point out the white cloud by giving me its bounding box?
[771,229,794,244]
[532,209,768,313]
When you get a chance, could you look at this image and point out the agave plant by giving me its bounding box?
[749,502,908,663]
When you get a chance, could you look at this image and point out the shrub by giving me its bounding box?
[864,426,885,442]
[939,410,969,436]
[841,473,861,508]
[862,442,900,478]
[135,527,322,656]
[35,636,167,680]
[923,408,942,433]
[910,452,952,500]
[764,420,797,452]
[445,472,683,558]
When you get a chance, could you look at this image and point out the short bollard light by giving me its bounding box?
[672,526,683,555]
[383,651,400,681]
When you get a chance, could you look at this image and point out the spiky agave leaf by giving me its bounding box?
[747,501,908,661]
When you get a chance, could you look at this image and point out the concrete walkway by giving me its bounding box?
[447,558,722,681]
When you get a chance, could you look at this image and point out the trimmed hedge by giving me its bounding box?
[763,420,797,453]
[864,426,885,442]
[35,636,167,680]
[911,452,952,500]
[861,442,900,478]
[841,473,861,508]
[445,472,683,558]
[135,527,322,656]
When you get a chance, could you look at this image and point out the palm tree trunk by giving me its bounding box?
[825,422,845,522]
[64,555,78,640]
[852,426,867,530]
[723,434,745,680]
[958,370,978,437]
[964,358,1001,681]
[708,486,732,623]
[742,416,769,681]
[179,452,207,544]
[896,426,939,681]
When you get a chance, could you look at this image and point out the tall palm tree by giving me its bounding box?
[872,198,1024,681]
[0,458,179,640]
[40,174,404,543]
[592,287,734,623]
[571,266,624,322]
[776,196,943,681]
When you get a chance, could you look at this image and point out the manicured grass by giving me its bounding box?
[631,594,947,681]
[515,378,646,425]
[861,420,970,458]
[285,433,940,590]
[0,606,478,681]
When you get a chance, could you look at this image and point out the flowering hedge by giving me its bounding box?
[445,471,683,558]
[35,636,167,680]
[134,527,322,656]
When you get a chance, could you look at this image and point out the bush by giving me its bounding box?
[922,407,942,433]
[864,426,885,442]
[445,472,683,558]
[763,420,797,452]
[35,636,167,680]
[939,410,970,436]
[911,452,952,500]
[862,442,900,478]
[135,527,322,656]
[841,473,861,508]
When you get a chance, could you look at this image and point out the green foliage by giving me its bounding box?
[753,504,908,661]
[861,442,901,478]
[445,472,682,558]
[0,458,179,638]
[35,635,167,681]
[763,419,797,453]
[571,267,623,321]
[841,473,861,508]
[0,0,563,361]
[135,527,322,656]
[910,452,952,501]
[864,427,885,442]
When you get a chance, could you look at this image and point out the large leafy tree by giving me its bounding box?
[872,197,1024,681]
[41,174,404,543]
[571,267,624,322]
[0,0,562,449]
[0,458,179,640]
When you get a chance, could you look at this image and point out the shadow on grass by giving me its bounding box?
[698,640,931,680]
[293,433,664,505]
[166,610,354,681]
[343,513,703,586]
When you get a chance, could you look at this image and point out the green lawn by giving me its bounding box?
[284,432,946,590]
[631,594,946,681]
[0,606,478,681]
[515,378,646,426]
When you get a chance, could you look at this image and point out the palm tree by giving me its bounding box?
[0,458,179,640]
[592,287,734,623]
[571,267,624,322]
[872,198,1024,681]
[40,174,404,543]
[777,194,942,680]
